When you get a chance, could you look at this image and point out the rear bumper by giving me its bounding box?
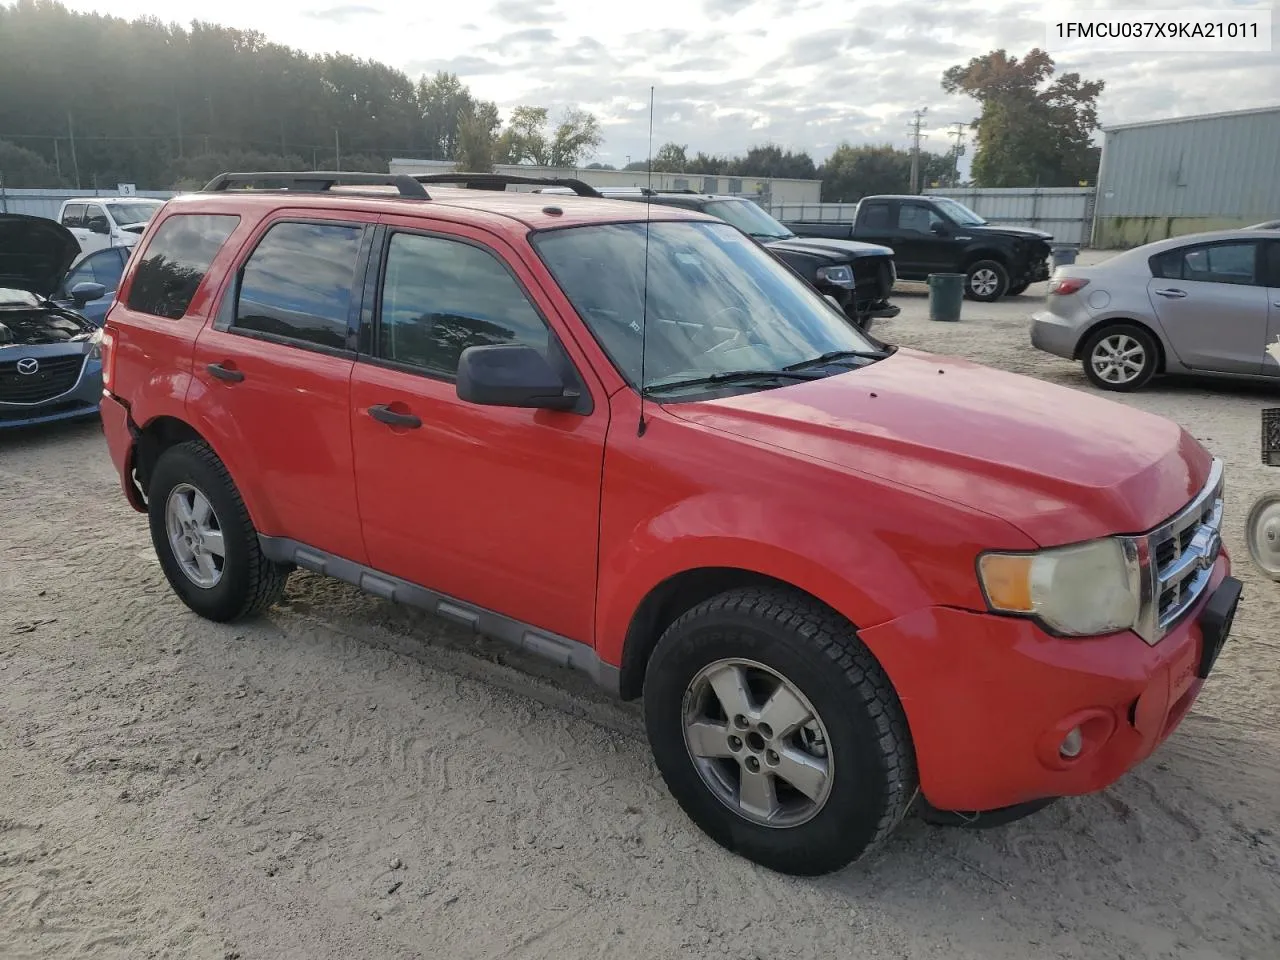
[1030,309,1084,359]
[0,358,103,429]
[859,556,1235,812]
[100,392,146,512]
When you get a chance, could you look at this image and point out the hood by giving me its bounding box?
[968,224,1053,243]
[0,214,81,298]
[765,236,894,261]
[668,348,1211,545]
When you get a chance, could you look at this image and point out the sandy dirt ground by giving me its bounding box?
[2,261,1278,960]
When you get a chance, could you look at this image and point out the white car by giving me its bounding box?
[57,197,164,254]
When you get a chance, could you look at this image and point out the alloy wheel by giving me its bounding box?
[1090,333,1146,385]
[681,658,834,827]
[164,482,226,588]
[969,268,1001,298]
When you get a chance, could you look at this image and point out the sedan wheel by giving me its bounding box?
[1081,324,1158,392]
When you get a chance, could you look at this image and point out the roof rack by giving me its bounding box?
[410,172,602,198]
[202,171,431,199]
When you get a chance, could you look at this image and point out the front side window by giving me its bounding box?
[127,214,240,319]
[377,232,551,378]
[61,248,125,295]
[1153,242,1258,285]
[533,220,879,396]
[85,205,110,234]
[234,221,364,349]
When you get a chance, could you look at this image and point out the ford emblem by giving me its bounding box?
[16,357,39,375]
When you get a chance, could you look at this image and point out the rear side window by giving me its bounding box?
[233,221,364,350]
[127,214,240,319]
[61,204,85,228]
[861,202,891,230]
[1151,242,1258,285]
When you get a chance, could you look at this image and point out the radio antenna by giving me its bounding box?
[637,84,654,437]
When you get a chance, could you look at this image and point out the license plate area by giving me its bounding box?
[1197,576,1243,679]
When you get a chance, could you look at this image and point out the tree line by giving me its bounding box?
[0,1,1102,196]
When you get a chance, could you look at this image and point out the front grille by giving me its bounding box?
[1137,459,1224,643]
[0,354,85,404]
[852,258,893,301]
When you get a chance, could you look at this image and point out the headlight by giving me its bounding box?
[977,538,1142,637]
[815,264,855,288]
[87,328,104,361]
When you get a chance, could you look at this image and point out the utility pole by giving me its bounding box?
[947,122,966,187]
[176,101,184,158]
[334,128,340,170]
[66,111,81,189]
[907,108,927,194]
[53,139,61,179]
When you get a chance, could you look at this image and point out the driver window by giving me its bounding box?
[85,205,110,234]
[378,232,552,379]
[897,204,938,233]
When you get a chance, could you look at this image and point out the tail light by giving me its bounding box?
[1048,277,1090,296]
[101,324,118,394]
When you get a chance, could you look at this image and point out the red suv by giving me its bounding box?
[100,172,1243,876]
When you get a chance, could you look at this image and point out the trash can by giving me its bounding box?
[1051,244,1079,269]
[926,273,965,322]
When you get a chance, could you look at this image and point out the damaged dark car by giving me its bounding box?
[1,214,106,429]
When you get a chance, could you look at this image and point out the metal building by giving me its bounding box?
[1092,104,1280,248]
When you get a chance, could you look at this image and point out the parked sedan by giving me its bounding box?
[1030,228,1280,391]
[1,214,106,428]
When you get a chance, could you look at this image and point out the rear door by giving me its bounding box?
[60,203,89,252]
[1147,239,1269,375]
[191,213,374,563]
[1265,240,1280,378]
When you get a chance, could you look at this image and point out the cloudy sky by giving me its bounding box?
[65,0,1279,167]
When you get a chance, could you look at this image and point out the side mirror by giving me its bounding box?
[88,218,110,235]
[456,343,579,411]
[70,281,106,305]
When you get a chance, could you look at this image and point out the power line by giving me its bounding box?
[907,108,927,194]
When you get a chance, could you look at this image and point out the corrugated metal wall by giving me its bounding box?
[1094,106,1280,247]
[0,188,176,220]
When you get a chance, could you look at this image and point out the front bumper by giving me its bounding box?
[1029,309,1084,360]
[859,556,1238,812]
[0,357,103,429]
[1022,257,1051,283]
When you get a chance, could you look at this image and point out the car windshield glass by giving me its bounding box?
[702,199,793,239]
[108,201,161,225]
[532,220,881,398]
[933,198,985,226]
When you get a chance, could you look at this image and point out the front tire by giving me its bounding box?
[642,587,916,876]
[965,260,1009,301]
[1081,323,1159,392]
[147,440,291,622]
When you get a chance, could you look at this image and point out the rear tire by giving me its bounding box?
[965,260,1009,301]
[147,440,291,622]
[642,587,916,876]
[1081,323,1158,392]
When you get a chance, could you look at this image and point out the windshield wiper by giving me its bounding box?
[643,369,823,395]
[783,349,886,371]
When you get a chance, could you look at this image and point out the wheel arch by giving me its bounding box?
[1072,316,1168,372]
[617,567,863,701]
[960,248,1009,271]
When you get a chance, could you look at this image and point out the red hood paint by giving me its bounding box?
[669,348,1212,545]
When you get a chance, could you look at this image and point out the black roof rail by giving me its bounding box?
[202,171,431,199]
[411,172,602,198]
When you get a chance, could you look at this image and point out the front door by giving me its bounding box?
[191,213,373,564]
[1147,239,1269,375]
[349,219,608,643]
[81,204,112,254]
[1265,240,1280,378]
[892,201,954,276]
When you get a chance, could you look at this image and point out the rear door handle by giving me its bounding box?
[368,404,422,429]
[1155,288,1188,299]
[207,362,245,382]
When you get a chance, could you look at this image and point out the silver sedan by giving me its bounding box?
[1030,228,1280,391]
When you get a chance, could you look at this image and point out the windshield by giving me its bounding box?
[107,201,162,226]
[532,220,880,397]
[932,198,985,226]
[702,199,793,240]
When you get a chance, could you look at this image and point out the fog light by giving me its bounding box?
[1060,727,1084,759]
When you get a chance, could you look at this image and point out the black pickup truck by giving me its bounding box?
[601,189,899,330]
[783,195,1052,302]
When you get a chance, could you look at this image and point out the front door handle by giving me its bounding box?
[207,362,245,382]
[1155,288,1188,299]
[368,404,422,429]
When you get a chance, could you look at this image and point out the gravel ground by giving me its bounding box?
[2,263,1278,960]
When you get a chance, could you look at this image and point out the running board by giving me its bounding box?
[258,536,620,696]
